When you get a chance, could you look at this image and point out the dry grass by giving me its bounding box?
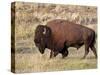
[15,47,97,73]
[11,2,97,73]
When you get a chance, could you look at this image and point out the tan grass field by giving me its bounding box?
[15,47,97,73]
[11,2,97,73]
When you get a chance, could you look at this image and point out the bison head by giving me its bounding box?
[34,25,51,54]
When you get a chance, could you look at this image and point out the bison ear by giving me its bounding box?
[43,26,51,37]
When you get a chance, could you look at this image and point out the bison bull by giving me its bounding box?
[34,19,97,59]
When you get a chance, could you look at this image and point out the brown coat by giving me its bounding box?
[34,19,97,58]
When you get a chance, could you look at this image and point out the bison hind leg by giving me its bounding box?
[89,33,97,58]
[90,45,97,58]
[82,43,89,59]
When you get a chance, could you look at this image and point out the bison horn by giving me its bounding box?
[43,27,46,35]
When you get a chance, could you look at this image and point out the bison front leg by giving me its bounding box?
[50,50,54,58]
[54,51,59,57]
[50,50,59,58]
[61,45,69,58]
[62,50,69,58]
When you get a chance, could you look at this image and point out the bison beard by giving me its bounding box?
[34,19,97,59]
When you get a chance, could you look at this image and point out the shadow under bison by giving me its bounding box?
[34,19,97,59]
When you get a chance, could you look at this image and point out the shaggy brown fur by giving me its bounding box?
[34,19,97,59]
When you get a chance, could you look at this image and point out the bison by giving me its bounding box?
[34,19,97,59]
